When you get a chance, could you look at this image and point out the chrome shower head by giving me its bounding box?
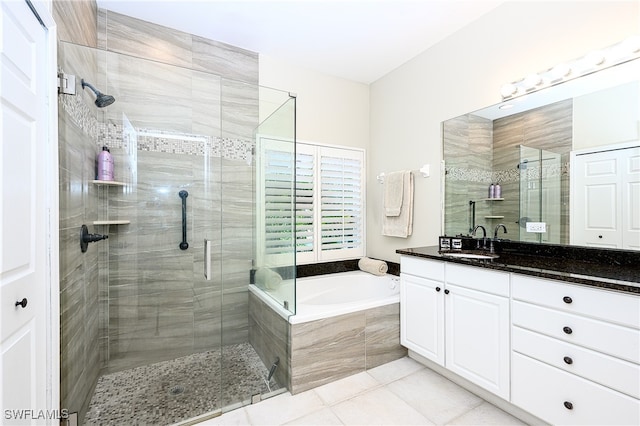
[81,79,115,108]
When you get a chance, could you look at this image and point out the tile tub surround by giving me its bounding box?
[397,243,640,293]
[249,286,406,396]
[84,342,281,425]
[290,303,406,394]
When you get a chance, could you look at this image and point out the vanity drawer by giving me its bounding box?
[512,352,640,426]
[512,274,640,329]
[512,326,640,398]
[512,301,639,363]
[400,256,444,281]
[446,263,509,297]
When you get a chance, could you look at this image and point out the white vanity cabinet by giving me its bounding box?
[400,256,445,365]
[445,264,510,400]
[511,274,640,425]
[400,256,510,400]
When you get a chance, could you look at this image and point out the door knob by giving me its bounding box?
[15,298,28,308]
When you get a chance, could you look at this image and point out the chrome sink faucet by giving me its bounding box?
[490,224,508,253]
[472,225,487,249]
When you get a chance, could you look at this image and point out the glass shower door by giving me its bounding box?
[518,145,562,243]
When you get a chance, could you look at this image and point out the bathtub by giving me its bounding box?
[248,270,400,324]
[248,269,406,394]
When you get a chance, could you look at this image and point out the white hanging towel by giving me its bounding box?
[384,171,404,216]
[382,171,414,238]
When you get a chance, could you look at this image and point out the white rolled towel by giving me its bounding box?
[358,257,388,276]
[255,267,283,290]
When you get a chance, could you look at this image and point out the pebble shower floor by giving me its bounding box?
[84,342,281,425]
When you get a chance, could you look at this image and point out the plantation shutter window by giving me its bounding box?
[318,146,364,261]
[257,138,365,266]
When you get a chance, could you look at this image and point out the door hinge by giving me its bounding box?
[57,72,76,95]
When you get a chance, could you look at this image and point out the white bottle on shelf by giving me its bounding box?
[495,183,502,198]
[489,183,495,199]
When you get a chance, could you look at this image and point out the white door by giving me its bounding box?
[621,148,640,249]
[572,145,640,249]
[1,0,49,423]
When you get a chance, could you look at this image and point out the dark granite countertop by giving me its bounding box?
[396,245,640,295]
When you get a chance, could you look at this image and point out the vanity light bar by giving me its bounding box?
[501,35,640,100]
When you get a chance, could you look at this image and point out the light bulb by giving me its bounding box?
[550,63,572,81]
[500,83,517,98]
[584,50,605,67]
[523,73,542,90]
[621,35,640,54]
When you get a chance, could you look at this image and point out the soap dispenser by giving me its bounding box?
[97,146,114,181]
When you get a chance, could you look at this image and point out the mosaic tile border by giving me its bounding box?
[446,163,569,184]
[60,92,255,162]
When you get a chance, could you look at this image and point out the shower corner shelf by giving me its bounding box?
[91,179,126,186]
[484,215,505,219]
[481,198,504,201]
[93,220,130,225]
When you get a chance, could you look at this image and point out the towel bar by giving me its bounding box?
[377,164,430,183]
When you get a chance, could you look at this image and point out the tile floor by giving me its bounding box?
[199,356,527,426]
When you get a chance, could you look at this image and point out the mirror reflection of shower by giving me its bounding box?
[81,79,116,108]
[518,145,562,244]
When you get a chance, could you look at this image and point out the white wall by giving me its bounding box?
[368,0,640,262]
[259,54,370,149]
[258,1,639,264]
[573,81,640,150]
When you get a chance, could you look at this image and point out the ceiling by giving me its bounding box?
[96,0,504,84]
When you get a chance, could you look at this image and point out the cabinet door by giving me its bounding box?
[445,284,510,399]
[400,273,444,365]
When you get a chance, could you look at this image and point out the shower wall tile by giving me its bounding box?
[221,79,260,140]
[493,99,572,244]
[192,36,258,84]
[54,0,98,47]
[58,42,103,423]
[103,54,194,134]
[192,71,223,137]
[443,114,493,236]
[102,10,193,69]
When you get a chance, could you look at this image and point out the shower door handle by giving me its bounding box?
[179,190,189,250]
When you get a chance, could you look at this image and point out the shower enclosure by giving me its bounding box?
[58,41,295,424]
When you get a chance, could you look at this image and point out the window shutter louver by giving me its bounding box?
[258,139,364,266]
[319,147,364,260]
[263,149,295,257]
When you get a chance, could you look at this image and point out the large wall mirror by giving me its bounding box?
[443,58,640,250]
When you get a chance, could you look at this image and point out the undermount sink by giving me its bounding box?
[441,251,498,261]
